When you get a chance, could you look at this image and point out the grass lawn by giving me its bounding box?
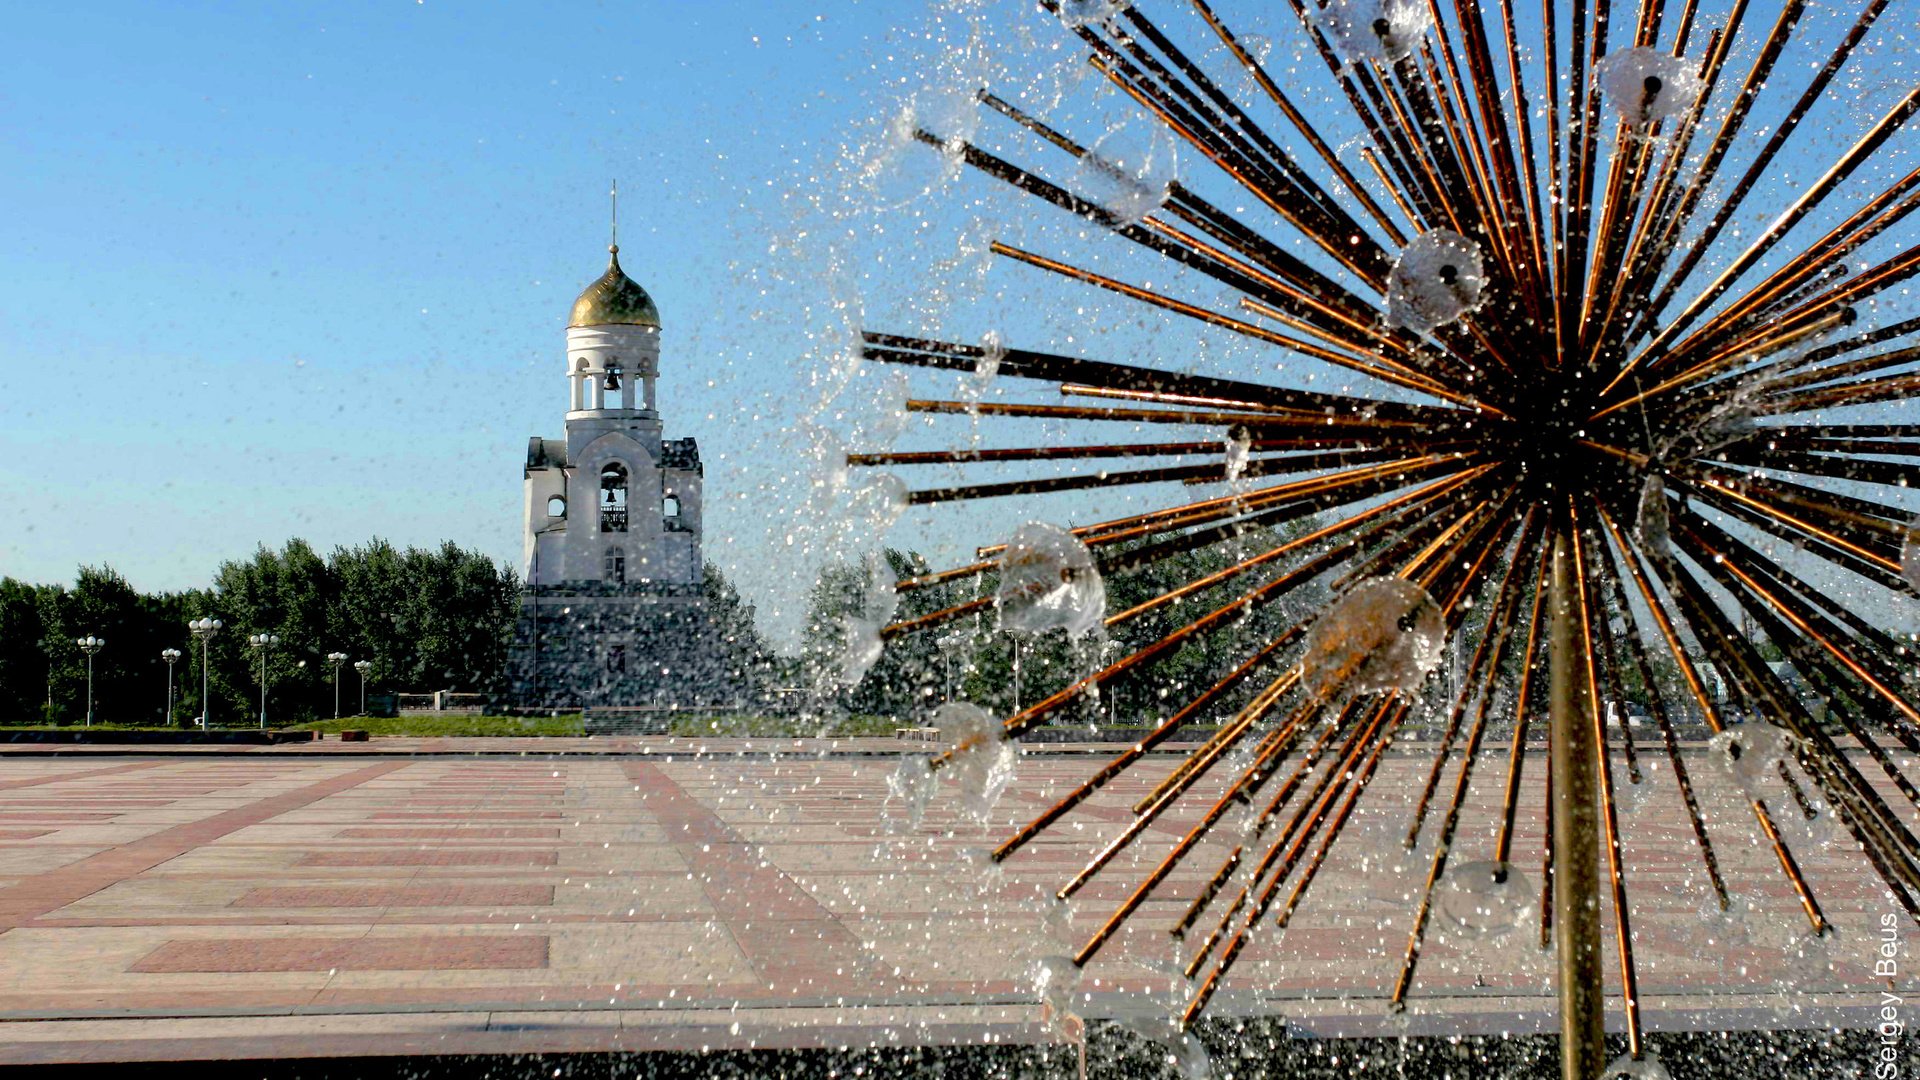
[297,715,585,737]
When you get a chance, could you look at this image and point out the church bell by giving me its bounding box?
[602,366,622,392]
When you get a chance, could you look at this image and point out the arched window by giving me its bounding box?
[663,493,681,519]
[604,547,626,585]
[599,463,628,533]
[546,496,567,519]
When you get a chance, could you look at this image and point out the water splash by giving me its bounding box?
[1598,47,1704,130]
[1236,33,1274,67]
[1299,577,1446,698]
[997,522,1107,637]
[1792,794,1840,850]
[1903,518,1920,592]
[1112,1012,1213,1079]
[800,421,854,517]
[1707,722,1799,798]
[861,73,984,212]
[838,555,901,687]
[1698,889,1754,947]
[1386,230,1487,334]
[1041,894,1076,945]
[1224,426,1252,482]
[885,753,937,832]
[1636,475,1671,560]
[1056,0,1132,31]
[1601,1051,1674,1079]
[935,701,1017,824]
[840,619,885,687]
[955,844,1006,897]
[1436,860,1534,940]
[1069,122,1177,227]
[1031,953,1084,1022]
[1615,756,1654,814]
[1318,0,1434,64]
[852,472,911,536]
[959,328,1006,406]
[1785,925,1835,983]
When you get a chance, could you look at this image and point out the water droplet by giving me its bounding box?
[1699,890,1754,945]
[956,844,1006,896]
[838,555,900,687]
[997,522,1107,638]
[1601,1051,1674,1079]
[1436,861,1534,939]
[1636,475,1671,560]
[1041,895,1076,944]
[1056,0,1132,31]
[1299,578,1446,698]
[1031,953,1083,1020]
[1112,1013,1213,1078]
[1598,47,1703,129]
[855,472,910,533]
[839,618,884,687]
[1386,230,1487,334]
[959,329,1006,405]
[934,701,1016,824]
[1069,122,1177,227]
[1902,518,1920,592]
[1317,0,1433,63]
[864,83,980,210]
[886,754,937,831]
[1224,426,1252,482]
[1707,722,1798,798]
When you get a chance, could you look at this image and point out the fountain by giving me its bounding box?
[837,0,1920,1075]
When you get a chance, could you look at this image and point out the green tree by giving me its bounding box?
[794,526,1325,730]
[700,561,774,692]
[195,539,519,725]
[19,568,198,725]
[0,579,56,722]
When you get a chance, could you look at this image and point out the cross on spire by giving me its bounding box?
[609,180,619,255]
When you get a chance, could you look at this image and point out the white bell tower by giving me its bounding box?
[520,184,704,591]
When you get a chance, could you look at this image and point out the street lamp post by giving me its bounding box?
[353,660,372,716]
[326,653,349,719]
[38,637,56,719]
[188,618,222,729]
[1101,638,1124,727]
[1011,636,1023,714]
[74,636,104,727]
[161,648,182,726]
[247,633,281,729]
[936,631,968,703]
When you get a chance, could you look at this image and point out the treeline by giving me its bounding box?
[795,524,1323,729]
[0,540,518,725]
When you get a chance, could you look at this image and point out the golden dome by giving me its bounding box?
[568,246,660,329]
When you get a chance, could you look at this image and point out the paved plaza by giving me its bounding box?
[0,738,1904,1066]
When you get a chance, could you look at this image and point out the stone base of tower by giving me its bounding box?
[505,584,756,726]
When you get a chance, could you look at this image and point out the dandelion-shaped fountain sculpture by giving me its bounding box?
[844,0,1920,1075]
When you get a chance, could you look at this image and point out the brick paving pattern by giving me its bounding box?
[0,741,1905,1064]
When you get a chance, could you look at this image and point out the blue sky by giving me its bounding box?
[0,0,1302,647]
[0,0,1047,643]
[3,0,1916,647]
